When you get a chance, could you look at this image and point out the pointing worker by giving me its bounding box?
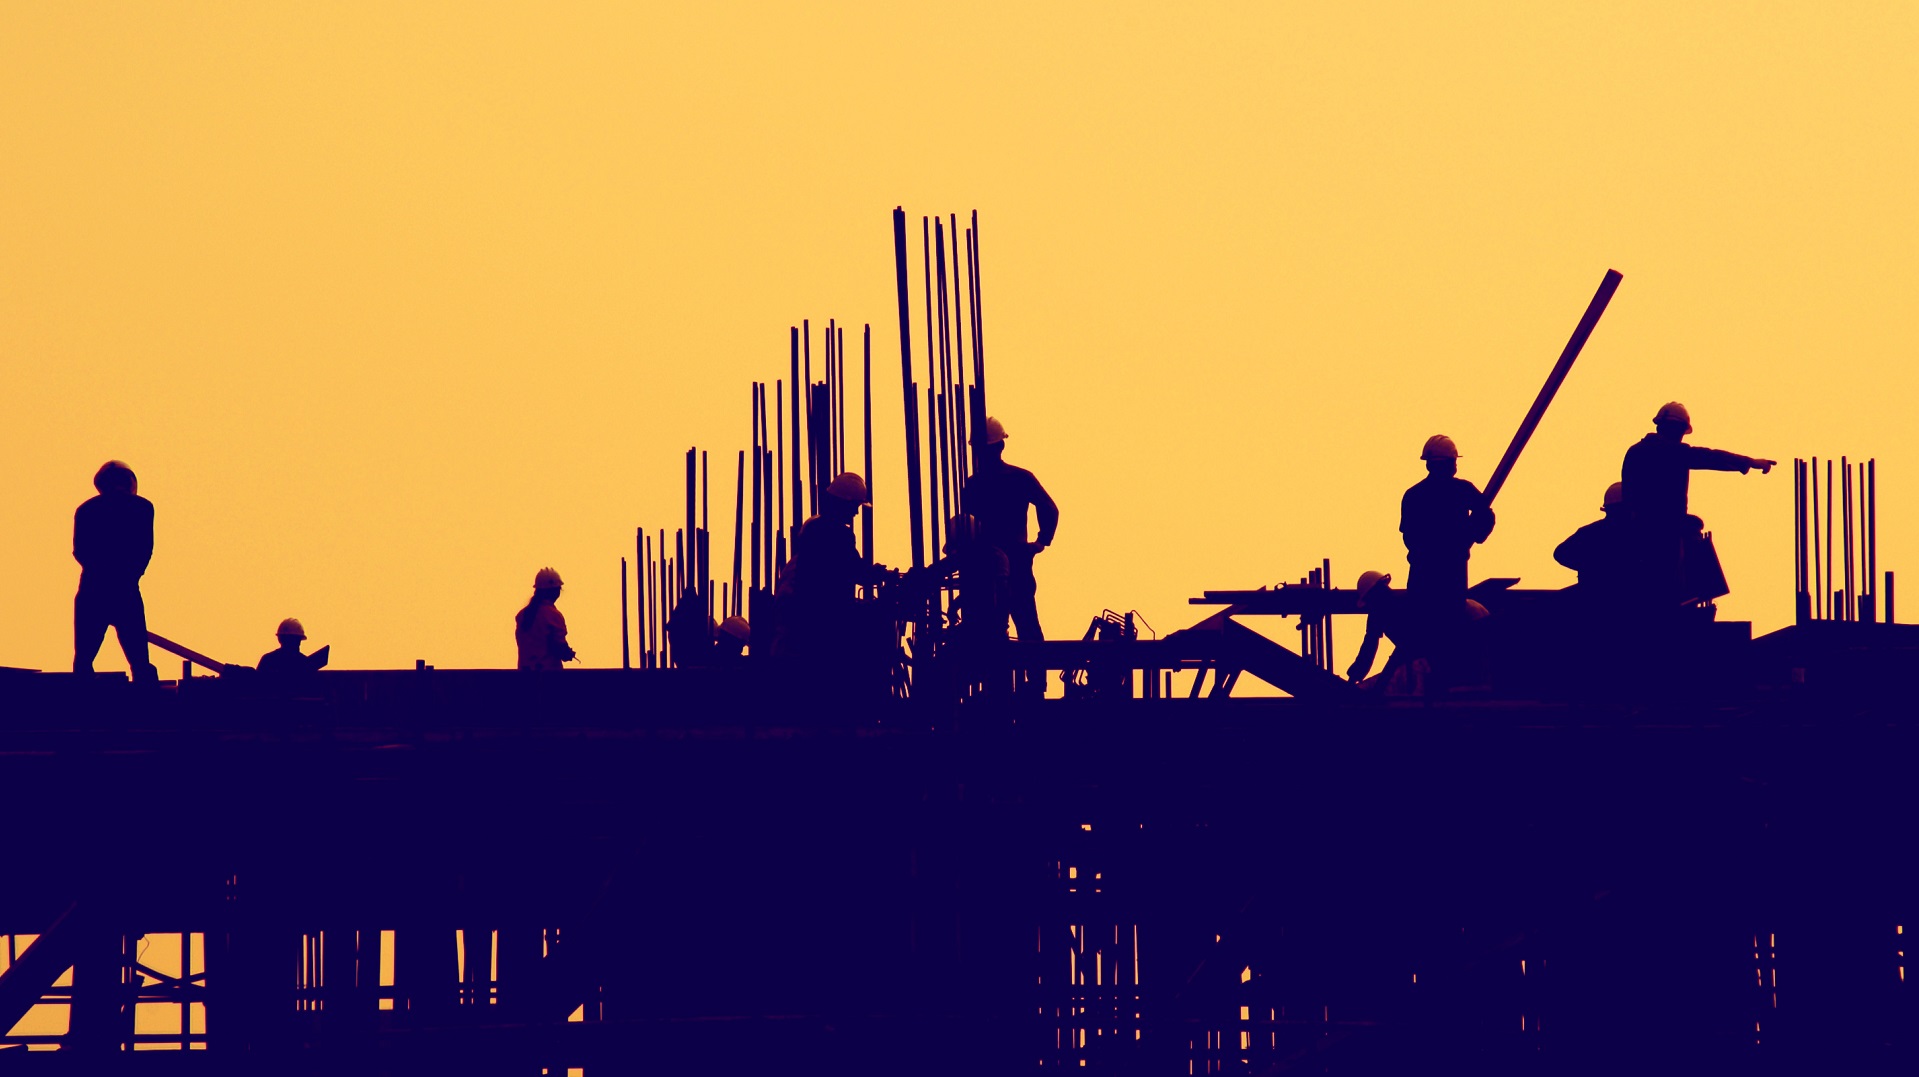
[515,567,576,670]
[962,417,1058,642]
[1620,402,1774,605]
[1399,435,1495,626]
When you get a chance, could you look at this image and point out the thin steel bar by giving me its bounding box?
[621,556,630,670]
[892,208,926,569]
[1483,269,1625,504]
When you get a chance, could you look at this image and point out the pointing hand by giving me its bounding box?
[1751,458,1776,475]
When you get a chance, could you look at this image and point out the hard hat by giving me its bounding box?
[1356,570,1392,600]
[1654,401,1692,433]
[824,472,870,504]
[943,513,979,553]
[719,614,751,642]
[975,416,1009,445]
[93,460,137,494]
[1420,435,1460,460]
[1464,599,1490,621]
[276,617,306,639]
[533,566,564,589]
[1602,482,1625,509]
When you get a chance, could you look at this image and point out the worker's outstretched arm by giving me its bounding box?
[1032,481,1060,549]
[1685,444,1773,474]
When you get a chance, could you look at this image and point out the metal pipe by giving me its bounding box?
[863,325,875,567]
[1813,458,1822,619]
[790,329,802,544]
[1826,458,1834,621]
[1869,459,1878,621]
[1482,269,1625,504]
[733,450,746,617]
[621,556,630,670]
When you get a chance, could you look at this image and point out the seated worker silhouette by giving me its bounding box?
[1554,483,1638,602]
[515,567,576,670]
[257,617,329,676]
[930,513,1011,647]
[73,460,158,683]
[1345,571,1415,685]
[776,472,888,660]
[1400,435,1495,628]
[962,418,1058,642]
[1620,402,1774,606]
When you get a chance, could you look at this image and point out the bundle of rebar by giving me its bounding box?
[1793,456,1891,624]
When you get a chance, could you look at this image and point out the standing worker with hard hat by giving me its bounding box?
[1620,402,1774,606]
[962,417,1059,643]
[1400,435,1496,628]
[515,567,576,671]
[72,461,158,683]
[258,618,328,676]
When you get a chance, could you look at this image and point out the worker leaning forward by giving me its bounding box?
[961,417,1058,642]
[515,567,576,670]
[1399,435,1495,629]
[1620,402,1773,608]
[1346,571,1414,685]
[73,461,158,683]
[778,472,886,661]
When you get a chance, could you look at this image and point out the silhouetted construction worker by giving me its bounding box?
[716,615,751,666]
[667,590,715,668]
[1621,402,1774,605]
[779,472,884,657]
[1554,483,1637,596]
[931,513,1011,646]
[73,461,158,683]
[962,417,1058,642]
[515,567,576,670]
[1400,435,1495,625]
[258,618,315,676]
[1346,571,1415,684]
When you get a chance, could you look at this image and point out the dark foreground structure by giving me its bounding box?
[2,615,1916,1074]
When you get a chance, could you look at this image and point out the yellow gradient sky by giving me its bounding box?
[4,3,1915,675]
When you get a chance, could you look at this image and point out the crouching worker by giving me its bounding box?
[516,567,576,670]
[258,617,329,677]
[1345,571,1416,688]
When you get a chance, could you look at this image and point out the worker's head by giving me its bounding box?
[943,513,980,554]
[1601,482,1625,514]
[276,617,305,649]
[532,566,564,602]
[1421,435,1459,477]
[974,416,1009,462]
[718,614,750,655]
[1355,570,1392,607]
[93,460,137,495]
[823,472,869,521]
[1653,401,1692,439]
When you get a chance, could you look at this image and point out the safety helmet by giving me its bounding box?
[1602,482,1625,509]
[1420,435,1460,460]
[93,460,137,494]
[533,566,564,589]
[276,617,306,639]
[824,472,870,504]
[1464,599,1490,621]
[1356,570,1392,600]
[1654,401,1692,433]
[974,416,1009,445]
[719,614,751,642]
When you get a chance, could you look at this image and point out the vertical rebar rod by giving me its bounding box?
[949,213,966,492]
[1826,458,1834,621]
[930,384,946,550]
[892,208,927,569]
[790,329,802,543]
[863,325,875,567]
[733,449,746,617]
[1812,458,1822,620]
[751,387,763,598]
[621,556,630,670]
[970,210,987,429]
[1869,459,1878,619]
[637,528,647,667]
[1843,456,1854,621]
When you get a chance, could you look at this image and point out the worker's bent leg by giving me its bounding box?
[1010,574,1043,643]
[114,588,156,683]
[73,587,110,674]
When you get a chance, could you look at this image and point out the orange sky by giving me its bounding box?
[4,3,1916,676]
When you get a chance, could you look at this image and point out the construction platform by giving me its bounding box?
[0,620,1915,1074]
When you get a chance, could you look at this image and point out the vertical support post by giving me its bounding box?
[863,325,875,567]
[621,556,630,670]
[790,330,802,544]
[733,450,746,617]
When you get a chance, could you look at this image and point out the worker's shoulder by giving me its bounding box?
[537,604,567,628]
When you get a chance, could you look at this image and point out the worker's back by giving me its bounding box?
[1400,475,1490,561]
[515,604,569,671]
[964,462,1052,565]
[74,492,155,583]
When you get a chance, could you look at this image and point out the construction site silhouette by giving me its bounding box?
[3,213,1915,1074]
